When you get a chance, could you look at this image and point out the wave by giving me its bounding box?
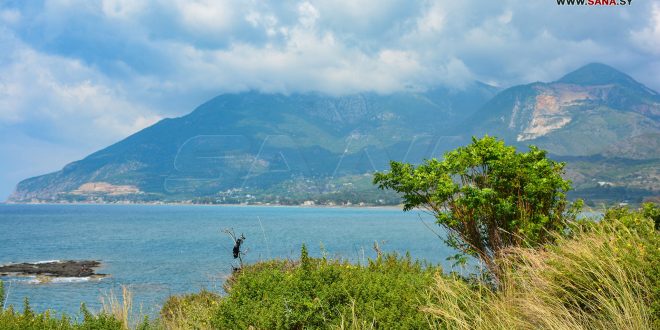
[32,260,62,264]
[0,260,61,268]
[0,275,40,284]
[50,277,93,283]
[0,275,103,284]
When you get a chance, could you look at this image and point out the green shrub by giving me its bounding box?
[0,299,124,330]
[210,250,440,329]
[601,203,660,328]
[423,204,659,330]
[0,280,5,309]
[161,290,220,329]
[374,136,582,278]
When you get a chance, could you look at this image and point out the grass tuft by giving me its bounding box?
[160,290,220,330]
[423,207,658,330]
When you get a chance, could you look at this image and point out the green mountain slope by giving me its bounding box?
[9,63,659,205]
[9,85,498,203]
[467,63,659,155]
[465,63,659,204]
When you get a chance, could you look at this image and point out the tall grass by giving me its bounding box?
[99,285,154,330]
[101,285,134,329]
[337,300,376,330]
[423,211,658,330]
[160,290,219,330]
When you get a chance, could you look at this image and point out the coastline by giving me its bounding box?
[1,200,404,210]
[1,200,606,213]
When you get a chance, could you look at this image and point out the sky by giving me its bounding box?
[0,0,659,200]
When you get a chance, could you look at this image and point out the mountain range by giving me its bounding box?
[9,63,659,206]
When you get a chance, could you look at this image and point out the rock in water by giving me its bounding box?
[0,260,104,277]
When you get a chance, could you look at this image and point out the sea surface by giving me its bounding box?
[0,204,455,317]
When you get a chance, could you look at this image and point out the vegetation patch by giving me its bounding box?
[423,206,659,330]
[0,299,125,330]
[1,137,657,329]
[209,249,438,329]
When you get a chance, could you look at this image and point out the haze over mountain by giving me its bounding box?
[9,63,659,205]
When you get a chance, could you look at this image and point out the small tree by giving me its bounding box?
[374,136,581,278]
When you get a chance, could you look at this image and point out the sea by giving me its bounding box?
[0,204,456,317]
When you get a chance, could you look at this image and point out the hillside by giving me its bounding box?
[9,85,498,204]
[8,63,659,205]
[467,63,659,154]
[465,63,659,204]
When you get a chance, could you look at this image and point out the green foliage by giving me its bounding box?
[642,202,660,230]
[0,280,4,309]
[210,249,439,329]
[424,204,659,330]
[300,243,311,271]
[78,303,125,330]
[0,299,124,330]
[600,203,660,327]
[565,156,659,206]
[1,204,656,329]
[374,135,581,275]
[161,290,220,329]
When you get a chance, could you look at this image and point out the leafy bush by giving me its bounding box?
[374,136,582,277]
[600,203,660,327]
[209,248,440,329]
[423,204,659,330]
[0,299,124,330]
[161,290,220,329]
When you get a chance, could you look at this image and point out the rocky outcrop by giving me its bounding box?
[0,260,105,278]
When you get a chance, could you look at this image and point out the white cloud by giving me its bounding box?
[0,31,161,146]
[631,3,660,55]
[0,9,20,25]
[498,10,513,25]
[174,0,236,34]
[416,2,445,34]
[244,10,278,36]
[101,0,145,19]
[297,2,319,28]
[1,0,660,200]
[9,0,659,96]
[156,13,456,96]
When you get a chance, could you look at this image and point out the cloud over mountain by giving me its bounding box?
[0,0,659,199]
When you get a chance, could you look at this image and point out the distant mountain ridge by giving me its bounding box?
[9,63,659,205]
[467,63,659,156]
[9,85,499,203]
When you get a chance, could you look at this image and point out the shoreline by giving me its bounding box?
[1,200,405,210]
[0,201,607,213]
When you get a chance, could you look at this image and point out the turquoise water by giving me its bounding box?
[0,204,454,317]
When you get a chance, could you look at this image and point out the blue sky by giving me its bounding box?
[0,0,659,200]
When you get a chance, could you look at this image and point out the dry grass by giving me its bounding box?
[337,300,376,330]
[100,285,135,330]
[159,290,220,330]
[423,221,655,330]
